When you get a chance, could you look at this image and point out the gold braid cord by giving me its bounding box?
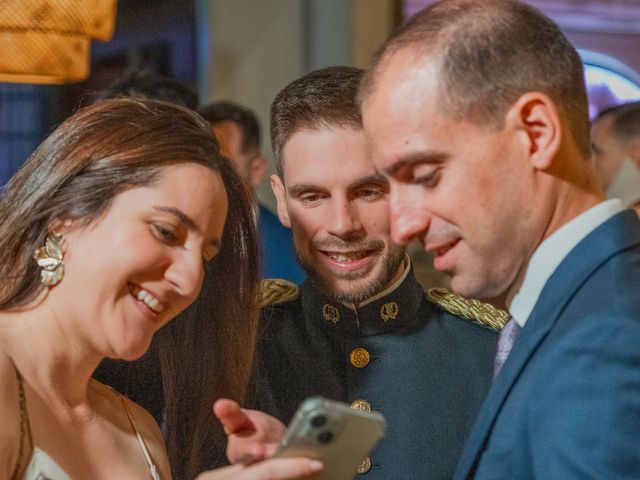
[427,287,509,331]
[259,278,300,307]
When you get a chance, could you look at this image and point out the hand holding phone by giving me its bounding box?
[275,397,386,480]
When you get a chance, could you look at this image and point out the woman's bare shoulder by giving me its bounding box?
[0,348,22,479]
[117,391,172,479]
[91,379,172,479]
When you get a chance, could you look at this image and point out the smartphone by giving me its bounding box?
[275,396,386,479]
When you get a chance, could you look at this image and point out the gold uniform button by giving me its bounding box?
[349,347,370,368]
[357,456,372,474]
[350,399,371,412]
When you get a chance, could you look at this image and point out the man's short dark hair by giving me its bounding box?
[270,66,364,177]
[362,0,590,158]
[595,101,640,146]
[197,101,261,155]
[97,70,199,110]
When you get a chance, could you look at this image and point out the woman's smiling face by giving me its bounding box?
[51,162,228,360]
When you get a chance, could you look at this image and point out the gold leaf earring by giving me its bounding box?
[33,232,65,286]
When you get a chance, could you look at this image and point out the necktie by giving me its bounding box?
[493,317,520,377]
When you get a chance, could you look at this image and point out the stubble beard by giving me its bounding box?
[297,241,406,305]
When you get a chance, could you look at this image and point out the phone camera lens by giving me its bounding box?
[317,431,334,444]
[311,415,327,427]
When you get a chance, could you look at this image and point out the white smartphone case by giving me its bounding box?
[276,397,387,480]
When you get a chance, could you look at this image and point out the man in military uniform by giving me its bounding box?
[213,66,507,479]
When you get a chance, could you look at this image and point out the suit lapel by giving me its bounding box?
[454,210,640,479]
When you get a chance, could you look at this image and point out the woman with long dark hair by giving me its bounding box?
[0,98,322,479]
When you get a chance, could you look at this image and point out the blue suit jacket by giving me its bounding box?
[258,204,305,283]
[454,210,640,479]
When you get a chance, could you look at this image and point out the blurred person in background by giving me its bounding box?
[592,101,640,215]
[95,69,199,110]
[198,101,305,283]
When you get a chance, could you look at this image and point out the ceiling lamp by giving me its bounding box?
[0,0,117,84]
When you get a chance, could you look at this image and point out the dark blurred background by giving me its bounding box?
[2,0,640,189]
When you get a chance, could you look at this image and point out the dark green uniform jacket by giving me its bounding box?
[251,270,504,479]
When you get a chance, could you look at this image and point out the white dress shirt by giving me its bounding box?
[508,199,626,327]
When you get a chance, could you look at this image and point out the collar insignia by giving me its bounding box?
[322,304,340,324]
[380,301,399,322]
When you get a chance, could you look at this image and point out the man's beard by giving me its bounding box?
[296,239,406,305]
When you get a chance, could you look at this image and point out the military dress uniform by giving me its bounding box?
[251,267,507,480]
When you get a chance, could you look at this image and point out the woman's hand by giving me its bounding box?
[213,399,287,464]
[198,400,323,479]
[194,458,323,480]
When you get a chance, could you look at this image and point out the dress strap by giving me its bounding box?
[11,368,34,480]
[111,388,160,480]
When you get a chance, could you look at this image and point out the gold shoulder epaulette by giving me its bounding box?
[426,287,509,332]
[259,278,300,307]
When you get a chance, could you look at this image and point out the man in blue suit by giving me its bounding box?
[361,0,640,478]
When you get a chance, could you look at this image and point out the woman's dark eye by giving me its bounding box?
[153,224,178,243]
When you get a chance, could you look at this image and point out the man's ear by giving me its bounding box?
[270,174,291,228]
[248,155,268,188]
[506,92,562,170]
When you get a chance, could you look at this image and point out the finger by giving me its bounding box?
[245,458,324,479]
[214,399,254,434]
[263,443,279,458]
[213,398,241,419]
[228,442,268,464]
[194,464,245,480]
[195,458,323,480]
